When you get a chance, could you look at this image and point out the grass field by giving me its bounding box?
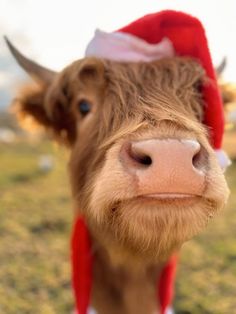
[0,136,235,314]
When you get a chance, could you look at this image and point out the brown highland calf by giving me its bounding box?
[6,40,229,314]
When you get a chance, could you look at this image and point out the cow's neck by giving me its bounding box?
[90,235,163,314]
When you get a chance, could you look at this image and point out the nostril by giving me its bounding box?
[192,150,201,166]
[192,147,206,172]
[129,144,152,166]
[133,154,152,165]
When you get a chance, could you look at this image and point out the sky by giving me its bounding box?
[0,0,236,108]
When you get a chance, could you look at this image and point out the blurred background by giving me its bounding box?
[0,0,236,313]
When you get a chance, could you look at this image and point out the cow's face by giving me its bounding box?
[8,40,229,263]
[66,58,229,263]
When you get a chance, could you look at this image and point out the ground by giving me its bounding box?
[0,132,235,314]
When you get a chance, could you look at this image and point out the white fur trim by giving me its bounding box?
[85,29,175,62]
[215,149,232,171]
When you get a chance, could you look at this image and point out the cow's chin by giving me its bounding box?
[89,196,218,265]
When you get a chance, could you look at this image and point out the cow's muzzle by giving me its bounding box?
[120,139,206,197]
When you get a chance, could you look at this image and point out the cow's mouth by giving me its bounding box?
[139,193,200,200]
[109,193,202,214]
[130,193,203,206]
[141,193,199,199]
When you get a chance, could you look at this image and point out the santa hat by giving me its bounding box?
[72,11,231,314]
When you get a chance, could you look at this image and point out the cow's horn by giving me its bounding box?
[216,57,227,76]
[4,36,57,84]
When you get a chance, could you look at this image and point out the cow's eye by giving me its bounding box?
[78,100,91,116]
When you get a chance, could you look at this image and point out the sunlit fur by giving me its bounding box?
[14,56,229,313]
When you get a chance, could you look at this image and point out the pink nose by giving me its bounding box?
[120,139,205,196]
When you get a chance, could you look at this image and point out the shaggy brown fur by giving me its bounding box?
[14,57,229,314]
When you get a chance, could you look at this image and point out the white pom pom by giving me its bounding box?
[214,149,232,171]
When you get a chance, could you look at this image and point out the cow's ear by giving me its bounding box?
[14,83,51,129]
[14,82,77,146]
